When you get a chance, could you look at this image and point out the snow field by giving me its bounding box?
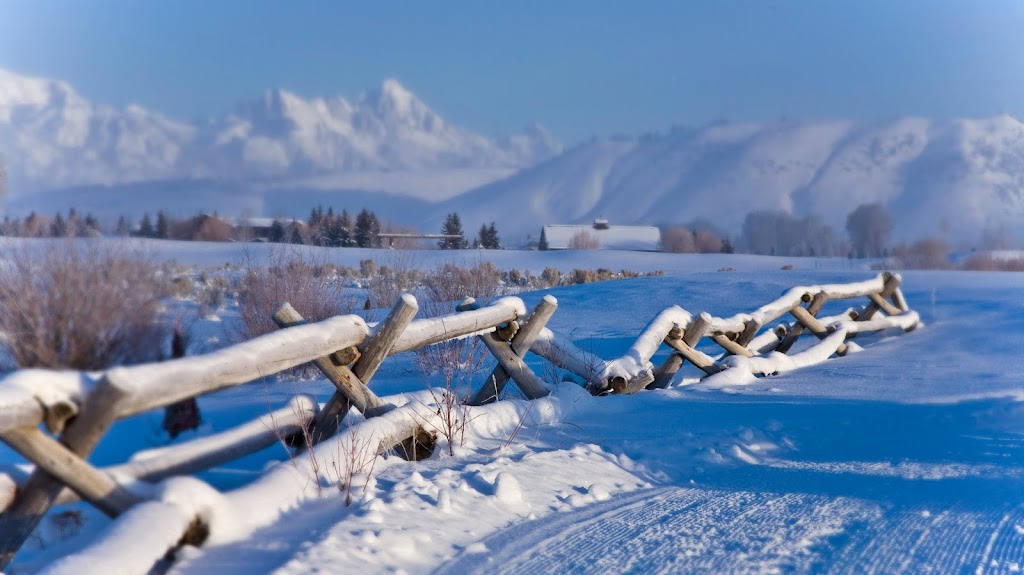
[1,246,1022,573]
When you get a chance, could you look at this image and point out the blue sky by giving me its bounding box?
[2,1,1023,143]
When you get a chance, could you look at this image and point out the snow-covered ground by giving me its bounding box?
[4,242,1024,574]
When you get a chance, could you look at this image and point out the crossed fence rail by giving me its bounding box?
[0,271,917,571]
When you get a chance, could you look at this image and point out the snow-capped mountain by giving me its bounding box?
[430,116,1024,246]
[0,69,562,191]
[5,68,1023,247]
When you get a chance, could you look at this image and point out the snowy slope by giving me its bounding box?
[433,117,1024,246]
[0,69,560,193]
[3,243,1023,574]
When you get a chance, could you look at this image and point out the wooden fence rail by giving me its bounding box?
[0,272,918,571]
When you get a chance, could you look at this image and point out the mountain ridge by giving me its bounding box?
[0,68,561,192]
[423,116,1024,246]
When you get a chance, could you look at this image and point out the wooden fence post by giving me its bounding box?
[469,296,557,405]
[650,312,714,388]
[709,333,755,358]
[789,304,847,356]
[0,428,141,517]
[776,292,828,354]
[457,298,547,401]
[353,293,420,386]
[0,374,131,570]
[858,273,901,322]
[273,302,403,444]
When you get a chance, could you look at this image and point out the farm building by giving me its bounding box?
[236,217,308,241]
[540,218,662,251]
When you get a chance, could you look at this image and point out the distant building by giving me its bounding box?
[236,217,307,240]
[541,219,662,251]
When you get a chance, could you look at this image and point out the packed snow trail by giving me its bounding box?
[435,488,1024,575]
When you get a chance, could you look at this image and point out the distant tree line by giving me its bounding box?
[661,203,896,258]
[306,206,383,248]
[436,212,502,250]
[0,205,503,251]
[1,209,103,238]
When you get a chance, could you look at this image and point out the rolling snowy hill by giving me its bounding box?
[430,117,1024,246]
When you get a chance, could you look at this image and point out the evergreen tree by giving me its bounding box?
[325,216,344,247]
[83,213,100,236]
[339,209,354,247]
[720,235,735,254]
[139,213,155,238]
[486,222,500,249]
[354,208,378,248]
[369,212,381,248]
[308,205,324,227]
[66,208,81,236]
[116,216,130,237]
[475,223,488,249]
[50,212,66,237]
[475,222,501,249]
[538,228,549,251]
[439,212,467,249]
[288,224,304,245]
[155,211,169,239]
[269,219,286,243]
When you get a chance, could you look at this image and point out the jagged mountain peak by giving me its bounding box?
[0,68,561,190]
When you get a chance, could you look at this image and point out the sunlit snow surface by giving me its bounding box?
[3,241,1024,574]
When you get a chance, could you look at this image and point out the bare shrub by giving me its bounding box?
[422,261,503,304]
[419,378,476,457]
[540,267,561,288]
[0,239,169,370]
[695,229,723,253]
[962,253,1024,272]
[413,299,485,456]
[366,252,424,310]
[661,226,696,253]
[195,274,230,318]
[413,266,499,454]
[236,245,353,340]
[568,229,600,250]
[890,238,952,270]
[569,269,597,284]
[328,423,380,506]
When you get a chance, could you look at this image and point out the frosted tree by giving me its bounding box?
[846,203,893,258]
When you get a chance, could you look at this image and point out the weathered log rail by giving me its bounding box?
[0,272,918,571]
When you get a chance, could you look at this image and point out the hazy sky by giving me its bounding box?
[2,1,1023,143]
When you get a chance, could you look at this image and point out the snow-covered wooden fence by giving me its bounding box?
[0,272,917,570]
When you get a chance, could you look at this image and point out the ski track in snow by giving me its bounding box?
[434,489,1024,575]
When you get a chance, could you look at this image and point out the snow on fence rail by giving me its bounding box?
[0,272,917,571]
